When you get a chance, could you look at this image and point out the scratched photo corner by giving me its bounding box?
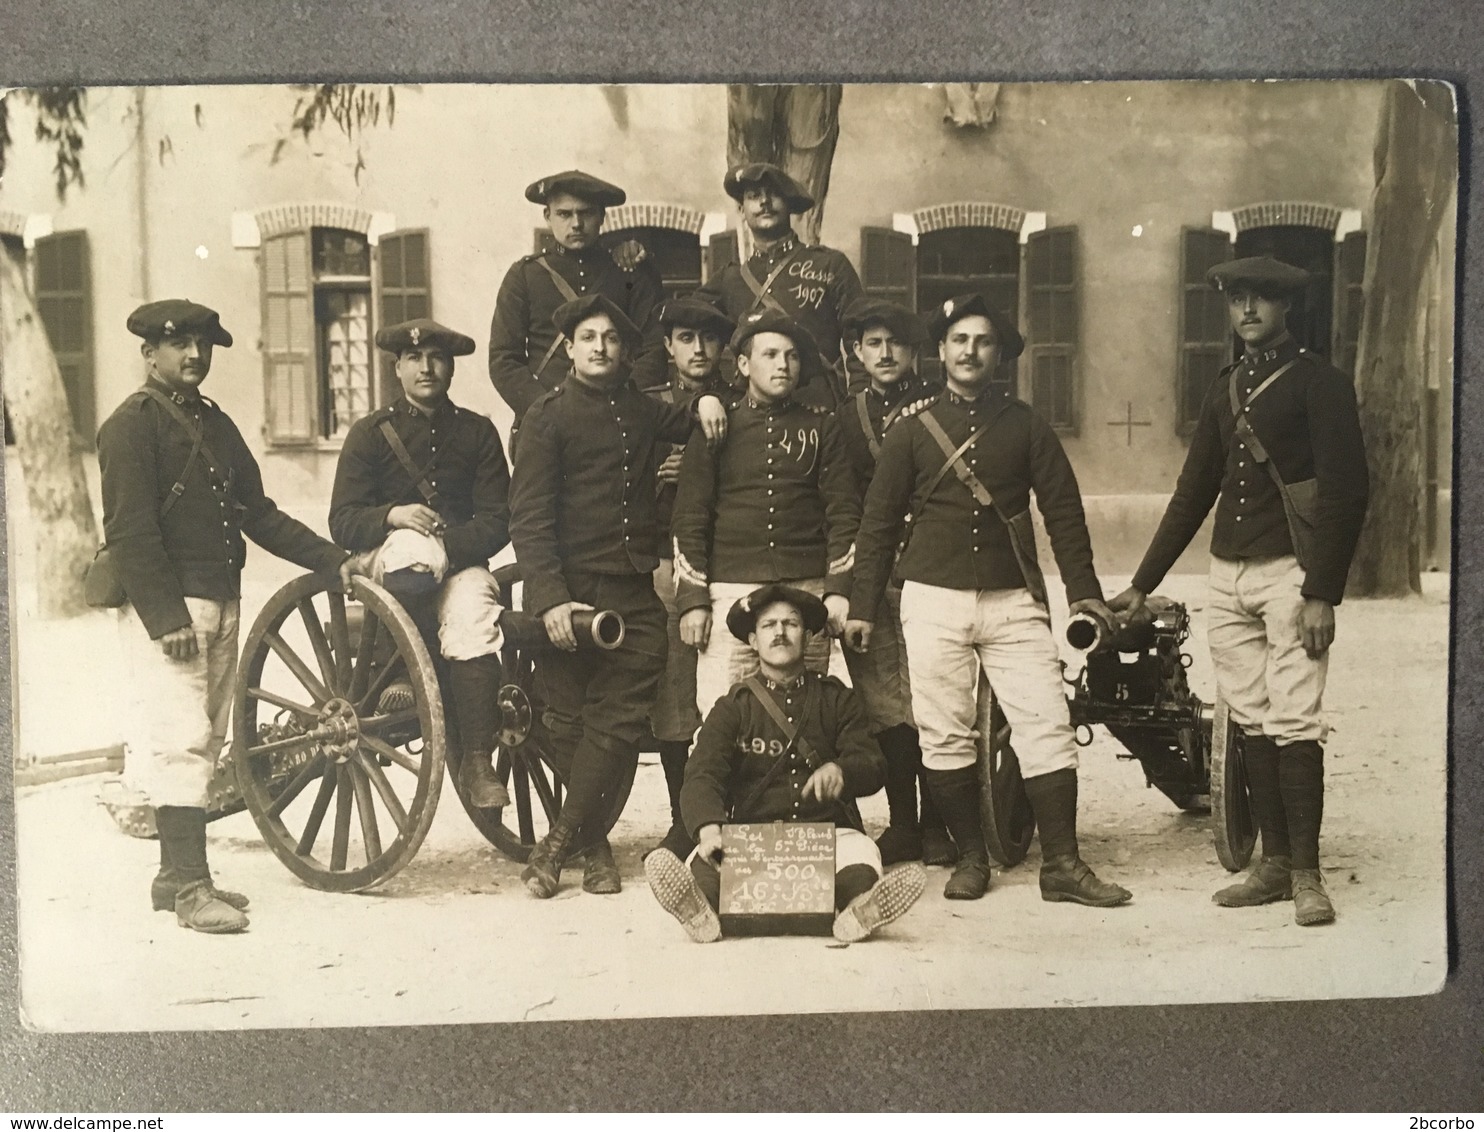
[0,79,1455,1032]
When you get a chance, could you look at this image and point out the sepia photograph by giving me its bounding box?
[0,78,1456,1033]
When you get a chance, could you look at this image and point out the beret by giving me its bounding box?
[726,583,829,643]
[375,318,476,357]
[525,170,626,208]
[126,299,233,347]
[926,293,1025,360]
[1207,256,1312,295]
[842,297,924,345]
[552,293,643,350]
[729,308,818,360]
[722,162,815,214]
[659,295,736,340]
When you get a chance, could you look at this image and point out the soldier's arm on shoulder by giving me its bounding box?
[488,259,541,416]
[680,693,744,839]
[441,411,513,571]
[97,406,191,638]
[507,397,570,614]
[670,427,719,615]
[848,419,918,620]
[328,412,396,552]
[827,681,887,799]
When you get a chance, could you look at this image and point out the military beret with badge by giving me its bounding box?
[1206,255,1312,296]
[659,295,736,340]
[729,308,819,360]
[126,299,234,347]
[375,318,477,357]
[842,297,925,345]
[722,162,816,215]
[525,169,627,208]
[926,292,1025,360]
[552,292,644,350]
[726,583,830,643]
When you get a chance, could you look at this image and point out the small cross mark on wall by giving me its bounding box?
[1107,402,1153,445]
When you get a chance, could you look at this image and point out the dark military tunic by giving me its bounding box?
[834,373,938,496]
[488,245,667,425]
[97,381,348,639]
[694,231,866,407]
[671,395,860,617]
[508,371,709,617]
[328,396,511,573]
[680,671,885,837]
[850,389,1102,622]
[643,370,714,562]
[1131,334,1370,605]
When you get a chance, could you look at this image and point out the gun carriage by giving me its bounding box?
[976,595,1256,872]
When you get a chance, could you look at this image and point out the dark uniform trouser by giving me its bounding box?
[535,571,667,841]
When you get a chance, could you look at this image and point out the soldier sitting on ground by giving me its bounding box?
[645,584,926,944]
[329,318,513,813]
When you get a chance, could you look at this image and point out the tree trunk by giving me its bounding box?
[727,84,842,252]
[0,240,100,617]
[1348,80,1457,598]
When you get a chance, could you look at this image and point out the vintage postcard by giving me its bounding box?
[0,79,1455,1031]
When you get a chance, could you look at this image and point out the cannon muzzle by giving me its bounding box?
[1065,610,1157,654]
[498,608,626,651]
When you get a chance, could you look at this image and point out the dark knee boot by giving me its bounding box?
[448,654,510,809]
[924,766,992,899]
[652,740,695,859]
[152,806,250,914]
[522,813,581,899]
[1280,740,1333,925]
[1213,734,1292,907]
[917,760,957,866]
[161,806,249,933]
[875,724,925,865]
[1024,768,1131,907]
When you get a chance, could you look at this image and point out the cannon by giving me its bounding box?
[975,595,1255,873]
[102,565,636,892]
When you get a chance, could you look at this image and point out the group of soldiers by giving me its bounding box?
[95,162,1368,944]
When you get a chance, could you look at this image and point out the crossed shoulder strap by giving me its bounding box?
[730,676,821,822]
[738,245,804,317]
[141,386,225,521]
[531,254,583,379]
[377,419,442,509]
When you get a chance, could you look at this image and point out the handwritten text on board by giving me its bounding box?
[720,822,835,916]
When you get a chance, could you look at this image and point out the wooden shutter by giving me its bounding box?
[1178,227,1235,436]
[32,230,96,446]
[1333,230,1367,376]
[374,229,432,403]
[704,230,739,283]
[859,227,915,308]
[1023,226,1079,432]
[261,231,317,445]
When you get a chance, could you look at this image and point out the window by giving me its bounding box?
[916,226,1021,389]
[1024,227,1080,431]
[602,226,702,300]
[1333,231,1368,376]
[32,229,96,445]
[1233,225,1335,357]
[262,226,426,445]
[1178,228,1234,434]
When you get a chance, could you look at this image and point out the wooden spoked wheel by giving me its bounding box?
[1207,697,1257,872]
[976,671,1036,867]
[232,574,444,892]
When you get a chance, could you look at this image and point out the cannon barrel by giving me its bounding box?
[1065,611,1157,654]
[498,608,626,651]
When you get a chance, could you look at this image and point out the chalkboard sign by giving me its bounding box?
[718,821,836,936]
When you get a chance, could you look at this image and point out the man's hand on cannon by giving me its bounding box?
[802,762,846,804]
[1069,597,1118,631]
[542,601,598,652]
[823,593,850,637]
[159,624,200,663]
[1105,586,1147,625]
[386,503,445,538]
[842,619,873,654]
[697,394,729,446]
[696,823,725,865]
[656,450,685,487]
[680,607,712,650]
[1298,597,1335,659]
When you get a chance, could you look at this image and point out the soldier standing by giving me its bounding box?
[846,294,1131,907]
[695,162,865,408]
[834,297,953,868]
[1109,256,1369,927]
[647,295,735,860]
[671,310,860,721]
[508,295,726,899]
[97,300,356,933]
[488,170,668,444]
[329,318,513,814]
